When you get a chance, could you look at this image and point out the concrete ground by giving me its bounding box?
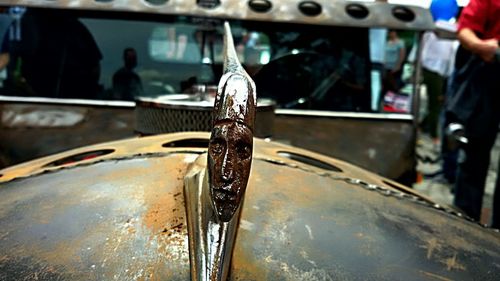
[413,133,499,226]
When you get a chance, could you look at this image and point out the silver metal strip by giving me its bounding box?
[0,96,415,121]
[7,0,435,31]
[275,109,414,121]
[0,95,135,108]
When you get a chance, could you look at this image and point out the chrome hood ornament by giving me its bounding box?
[184,21,256,281]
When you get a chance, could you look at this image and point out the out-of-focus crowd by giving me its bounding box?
[418,0,500,228]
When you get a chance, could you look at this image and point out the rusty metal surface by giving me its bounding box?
[0,133,499,280]
[0,103,136,169]
[273,114,416,184]
[0,101,415,183]
[5,0,434,31]
[0,102,415,184]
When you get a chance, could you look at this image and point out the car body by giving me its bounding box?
[1,1,499,280]
[0,0,433,185]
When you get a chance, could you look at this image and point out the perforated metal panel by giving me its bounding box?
[135,105,212,134]
[134,98,275,137]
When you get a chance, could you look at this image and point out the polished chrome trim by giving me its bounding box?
[276,109,414,121]
[0,96,135,108]
[8,0,434,30]
[0,96,414,120]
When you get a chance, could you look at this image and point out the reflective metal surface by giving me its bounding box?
[0,133,499,280]
[7,0,435,31]
[184,21,256,281]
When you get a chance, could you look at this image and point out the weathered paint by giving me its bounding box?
[0,133,499,280]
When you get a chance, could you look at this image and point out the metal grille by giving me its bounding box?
[135,105,212,135]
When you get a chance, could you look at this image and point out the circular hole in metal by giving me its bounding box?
[248,0,272,13]
[43,149,115,168]
[277,151,342,172]
[162,138,209,148]
[392,6,415,22]
[197,0,220,9]
[298,1,322,17]
[143,0,167,5]
[144,0,168,4]
[345,3,369,19]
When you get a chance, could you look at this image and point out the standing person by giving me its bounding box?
[112,47,143,101]
[451,0,500,228]
[420,31,457,142]
[384,30,406,90]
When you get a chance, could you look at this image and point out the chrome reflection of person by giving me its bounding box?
[208,22,256,223]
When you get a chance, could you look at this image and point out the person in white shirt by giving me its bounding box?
[420,31,458,141]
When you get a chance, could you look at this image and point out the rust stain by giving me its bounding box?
[140,157,189,236]
[443,254,465,271]
[231,238,268,280]
[424,238,440,260]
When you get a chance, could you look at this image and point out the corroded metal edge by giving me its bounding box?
[1,132,498,234]
[4,0,435,30]
[0,132,427,203]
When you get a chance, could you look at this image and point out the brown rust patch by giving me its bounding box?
[141,157,189,235]
[231,236,268,280]
[443,253,465,271]
[423,238,441,260]
[208,122,254,222]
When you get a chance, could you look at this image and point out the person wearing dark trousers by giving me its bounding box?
[451,0,500,228]
[441,46,468,185]
[420,31,457,141]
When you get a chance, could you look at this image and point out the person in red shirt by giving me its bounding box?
[458,0,500,61]
[451,0,500,228]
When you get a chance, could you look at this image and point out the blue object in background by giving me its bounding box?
[430,0,459,21]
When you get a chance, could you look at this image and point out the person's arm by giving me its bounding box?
[457,28,498,62]
[457,0,498,62]
[0,53,9,70]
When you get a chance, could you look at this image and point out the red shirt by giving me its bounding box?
[458,0,500,40]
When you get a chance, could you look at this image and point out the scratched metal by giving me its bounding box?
[0,133,499,280]
[273,115,416,184]
[0,103,136,169]
[8,0,434,31]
